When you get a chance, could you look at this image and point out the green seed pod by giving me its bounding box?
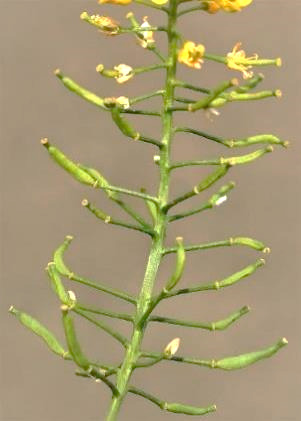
[194,165,230,195]
[210,181,235,206]
[96,64,118,78]
[46,262,70,305]
[54,69,105,108]
[220,147,273,166]
[111,107,140,140]
[235,74,264,93]
[218,259,265,289]
[62,309,90,370]
[214,306,250,330]
[215,338,288,370]
[53,235,73,277]
[126,12,140,30]
[77,164,117,199]
[230,134,286,148]
[141,188,158,224]
[189,79,237,112]
[165,237,186,291]
[9,306,68,358]
[165,402,217,416]
[41,139,96,186]
[210,97,228,108]
[82,199,111,223]
[231,237,266,251]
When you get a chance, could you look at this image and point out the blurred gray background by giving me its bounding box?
[1,0,300,420]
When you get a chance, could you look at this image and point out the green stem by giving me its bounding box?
[77,305,134,323]
[163,237,269,254]
[149,305,250,330]
[105,1,179,419]
[69,273,136,305]
[74,308,129,348]
[130,90,165,105]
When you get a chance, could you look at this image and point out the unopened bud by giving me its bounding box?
[67,290,77,302]
[215,195,227,206]
[164,337,180,357]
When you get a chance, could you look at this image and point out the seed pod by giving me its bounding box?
[41,139,96,186]
[96,64,118,78]
[54,69,105,108]
[46,262,70,305]
[235,74,264,93]
[77,164,117,199]
[165,237,186,291]
[220,147,273,166]
[231,237,266,251]
[82,199,111,223]
[194,165,230,194]
[9,306,68,358]
[210,181,235,206]
[215,338,288,370]
[141,188,157,224]
[53,235,73,277]
[111,107,140,140]
[230,134,286,148]
[214,306,250,330]
[218,259,265,289]
[62,309,90,370]
[165,402,217,416]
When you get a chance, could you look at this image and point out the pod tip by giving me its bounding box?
[40,137,49,145]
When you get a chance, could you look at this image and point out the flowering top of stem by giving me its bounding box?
[178,41,206,69]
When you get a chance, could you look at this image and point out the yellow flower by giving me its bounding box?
[178,41,205,69]
[203,0,252,13]
[113,64,134,84]
[226,42,258,79]
[98,0,131,4]
[137,16,155,49]
[219,0,253,12]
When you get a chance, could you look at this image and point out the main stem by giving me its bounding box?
[105,2,178,420]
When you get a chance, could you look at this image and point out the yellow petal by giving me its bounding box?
[151,0,168,4]
[240,0,253,5]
